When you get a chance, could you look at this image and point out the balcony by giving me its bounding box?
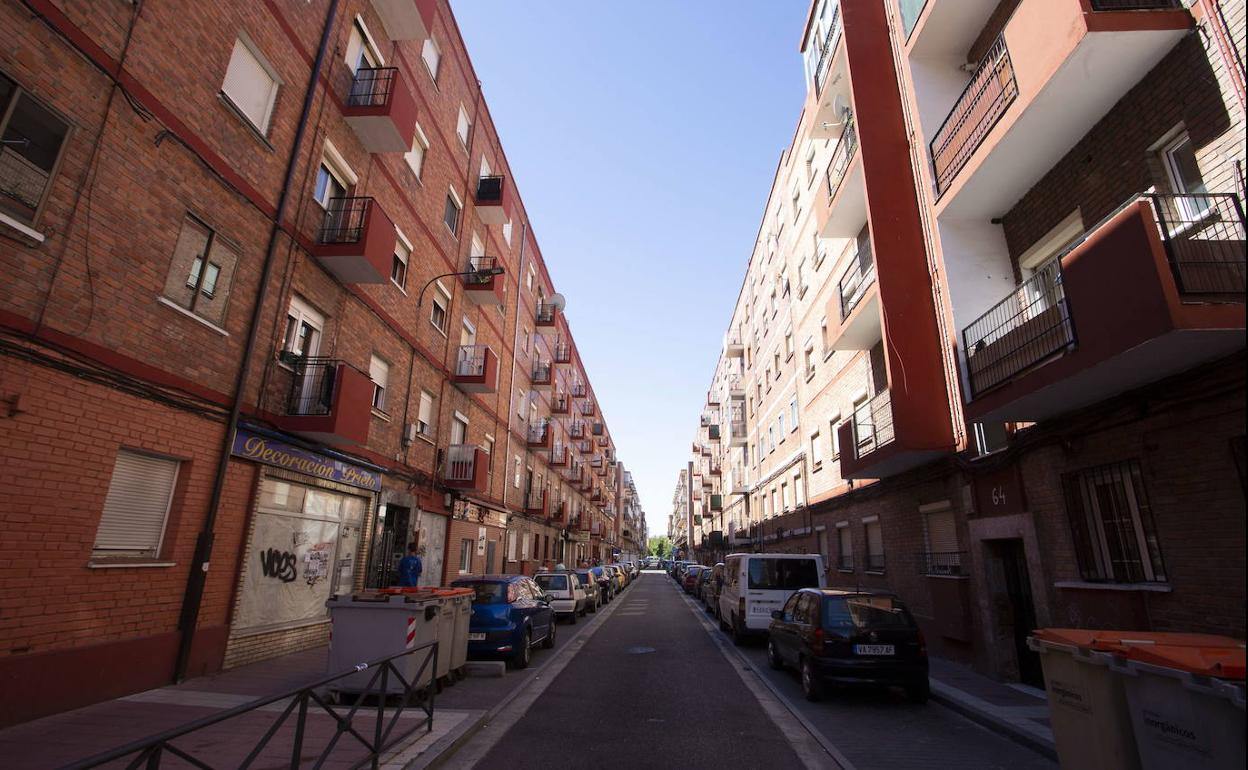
[837,386,950,479]
[553,339,572,366]
[728,375,745,399]
[536,301,560,330]
[963,194,1245,423]
[806,1,849,141]
[275,358,372,445]
[462,256,505,306]
[548,441,568,467]
[725,334,744,358]
[578,400,595,418]
[816,113,865,239]
[709,461,721,476]
[474,175,513,225]
[370,0,434,40]
[706,424,720,442]
[569,420,586,439]
[576,439,593,455]
[565,459,583,482]
[442,444,488,492]
[531,360,553,390]
[452,344,498,393]
[526,419,551,450]
[343,67,417,153]
[926,0,1192,219]
[524,488,547,516]
[552,393,570,414]
[832,244,881,351]
[728,417,747,448]
[312,197,396,283]
[570,381,587,399]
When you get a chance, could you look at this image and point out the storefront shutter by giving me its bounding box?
[93,450,180,556]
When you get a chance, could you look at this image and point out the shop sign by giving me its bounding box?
[233,429,381,491]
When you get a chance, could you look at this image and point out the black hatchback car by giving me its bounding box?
[767,589,929,703]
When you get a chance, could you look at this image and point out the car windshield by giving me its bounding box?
[747,559,820,590]
[822,595,916,631]
[454,581,508,604]
[575,572,592,586]
[535,574,568,591]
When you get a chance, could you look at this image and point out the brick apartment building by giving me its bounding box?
[0,0,629,726]
[678,0,1245,686]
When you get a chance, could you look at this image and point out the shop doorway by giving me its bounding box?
[989,538,1043,687]
[417,512,446,587]
[367,504,411,589]
[486,540,498,574]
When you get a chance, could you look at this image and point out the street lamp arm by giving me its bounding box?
[416,266,505,309]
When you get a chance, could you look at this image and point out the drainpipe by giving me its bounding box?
[500,221,529,545]
[173,0,341,682]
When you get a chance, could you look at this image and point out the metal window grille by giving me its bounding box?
[1062,460,1167,583]
[919,551,966,576]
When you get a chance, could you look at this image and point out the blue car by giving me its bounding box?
[451,574,556,669]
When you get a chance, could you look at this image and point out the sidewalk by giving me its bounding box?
[0,646,483,770]
[927,657,1056,760]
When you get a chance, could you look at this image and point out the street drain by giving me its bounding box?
[626,646,656,654]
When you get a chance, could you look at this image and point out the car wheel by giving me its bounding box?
[800,658,821,702]
[542,622,556,650]
[569,610,577,625]
[905,680,930,704]
[767,640,784,670]
[731,615,746,647]
[589,598,598,614]
[512,630,533,669]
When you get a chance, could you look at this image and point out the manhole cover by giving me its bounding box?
[626,646,657,654]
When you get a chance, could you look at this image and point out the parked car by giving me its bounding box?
[534,571,587,623]
[767,588,929,703]
[718,553,826,645]
[451,575,556,669]
[572,569,601,612]
[605,565,626,592]
[695,567,713,600]
[682,565,704,594]
[590,565,615,602]
[703,562,725,614]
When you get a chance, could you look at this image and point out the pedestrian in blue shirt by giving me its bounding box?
[397,542,422,587]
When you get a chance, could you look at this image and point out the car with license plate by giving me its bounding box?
[589,565,615,602]
[451,575,556,669]
[767,588,929,703]
[718,553,826,645]
[703,562,725,614]
[682,565,704,594]
[534,571,588,623]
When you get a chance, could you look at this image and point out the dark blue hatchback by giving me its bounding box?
[451,574,556,669]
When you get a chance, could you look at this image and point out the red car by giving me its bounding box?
[682,565,704,594]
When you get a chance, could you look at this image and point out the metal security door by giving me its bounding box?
[417,511,446,587]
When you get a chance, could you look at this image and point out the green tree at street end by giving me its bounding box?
[648,535,671,558]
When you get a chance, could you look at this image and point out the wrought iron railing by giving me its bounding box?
[579,400,595,416]
[549,441,567,464]
[536,301,558,324]
[826,113,858,201]
[920,551,966,576]
[527,420,548,444]
[552,393,570,413]
[930,35,1017,195]
[465,256,498,284]
[1150,192,1246,295]
[1090,0,1181,8]
[532,361,552,383]
[850,390,895,458]
[455,344,490,377]
[963,258,1074,398]
[570,381,587,398]
[66,642,438,770]
[318,197,375,245]
[524,489,545,513]
[728,375,744,395]
[569,420,586,438]
[837,244,876,320]
[347,66,398,108]
[286,357,340,416]
[812,2,843,96]
[553,339,572,363]
[445,444,478,483]
[476,175,504,204]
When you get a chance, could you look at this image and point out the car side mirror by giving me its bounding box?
[541,594,552,604]
[771,610,784,620]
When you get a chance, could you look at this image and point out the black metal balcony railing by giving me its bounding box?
[318,197,373,245]
[1150,193,1246,295]
[569,420,586,438]
[550,441,567,462]
[930,35,1018,195]
[285,357,339,416]
[554,340,572,362]
[811,1,843,96]
[527,420,548,444]
[826,113,858,202]
[570,381,587,398]
[524,489,545,512]
[579,401,594,416]
[476,175,504,204]
[66,642,438,770]
[455,344,489,377]
[1089,0,1182,8]
[838,244,876,320]
[920,551,966,576]
[532,361,552,382]
[465,255,498,284]
[552,393,569,412]
[963,258,1074,398]
[851,390,896,457]
[536,302,558,323]
[346,66,398,108]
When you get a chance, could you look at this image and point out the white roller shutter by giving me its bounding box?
[93,450,180,557]
[925,509,959,554]
[222,38,278,131]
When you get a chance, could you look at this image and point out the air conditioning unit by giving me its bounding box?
[404,423,419,446]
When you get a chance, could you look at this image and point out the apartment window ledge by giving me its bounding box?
[838,568,855,574]
[217,92,276,152]
[925,574,970,581]
[88,560,177,569]
[0,211,46,244]
[157,296,230,336]
[1054,580,1172,593]
[864,570,885,576]
[371,408,391,422]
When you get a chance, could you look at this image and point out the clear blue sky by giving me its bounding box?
[452,1,809,533]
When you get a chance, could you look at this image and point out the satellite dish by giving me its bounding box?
[549,293,567,312]
[831,93,849,121]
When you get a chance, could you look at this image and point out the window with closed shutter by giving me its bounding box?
[864,518,885,572]
[221,37,279,133]
[923,507,961,574]
[93,450,180,557]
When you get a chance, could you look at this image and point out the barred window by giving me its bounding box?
[1063,460,1166,583]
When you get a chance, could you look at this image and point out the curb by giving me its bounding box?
[929,682,1058,761]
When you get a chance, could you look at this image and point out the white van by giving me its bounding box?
[717,553,825,644]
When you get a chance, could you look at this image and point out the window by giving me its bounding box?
[829,415,842,459]
[456,105,471,149]
[837,522,853,570]
[777,413,785,437]
[369,354,389,412]
[804,344,815,379]
[443,190,461,235]
[774,352,781,376]
[819,316,829,357]
[1161,132,1209,219]
[804,144,817,184]
[450,413,468,446]
[922,504,961,575]
[502,219,513,246]
[794,472,804,507]
[784,332,794,359]
[416,391,435,437]
[313,142,357,209]
[0,72,71,227]
[791,182,801,223]
[789,398,798,430]
[161,215,238,326]
[513,456,522,488]
[507,530,517,562]
[864,517,885,572]
[810,431,823,469]
[458,538,473,573]
[281,296,324,358]
[768,425,776,453]
[221,36,280,133]
[973,422,1009,456]
[1063,460,1166,583]
[484,436,495,480]
[92,449,180,558]
[430,281,450,333]
[404,123,429,179]
[345,17,383,73]
[781,482,790,511]
[421,37,441,80]
[391,231,411,291]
